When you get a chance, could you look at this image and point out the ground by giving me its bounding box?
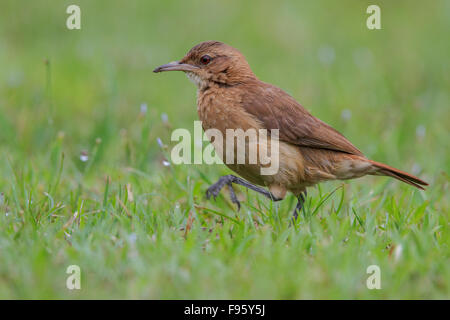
[0,1,448,298]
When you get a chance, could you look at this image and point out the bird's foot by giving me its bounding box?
[206,175,234,200]
[206,175,241,210]
[206,175,283,211]
[205,182,223,201]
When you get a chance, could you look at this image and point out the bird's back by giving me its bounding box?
[238,80,364,157]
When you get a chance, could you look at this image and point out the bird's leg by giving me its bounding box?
[206,175,282,210]
[292,191,307,221]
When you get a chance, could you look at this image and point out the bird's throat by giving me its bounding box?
[185,72,208,90]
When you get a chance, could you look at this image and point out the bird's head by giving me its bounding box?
[153,41,256,89]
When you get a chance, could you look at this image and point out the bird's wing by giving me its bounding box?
[240,82,364,156]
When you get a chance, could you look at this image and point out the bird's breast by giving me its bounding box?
[197,87,261,133]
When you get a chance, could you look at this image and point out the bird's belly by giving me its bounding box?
[208,131,307,189]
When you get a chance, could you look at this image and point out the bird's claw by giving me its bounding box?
[205,181,241,211]
[206,184,221,201]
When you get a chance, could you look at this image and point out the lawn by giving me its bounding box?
[0,0,448,299]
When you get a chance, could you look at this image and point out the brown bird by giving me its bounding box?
[154,41,428,219]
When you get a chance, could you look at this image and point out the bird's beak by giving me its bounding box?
[153,61,199,73]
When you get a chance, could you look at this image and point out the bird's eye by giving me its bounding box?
[200,55,211,65]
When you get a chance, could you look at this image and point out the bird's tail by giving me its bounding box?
[369,160,428,190]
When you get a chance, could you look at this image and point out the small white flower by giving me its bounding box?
[128,233,137,244]
[318,45,335,66]
[162,160,170,167]
[416,125,426,139]
[341,109,352,121]
[140,103,148,114]
[80,153,89,162]
[394,244,403,261]
[411,163,422,175]
[161,113,168,123]
[157,137,163,148]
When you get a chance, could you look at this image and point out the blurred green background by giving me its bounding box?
[0,1,448,299]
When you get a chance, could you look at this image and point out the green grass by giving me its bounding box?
[0,0,449,299]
